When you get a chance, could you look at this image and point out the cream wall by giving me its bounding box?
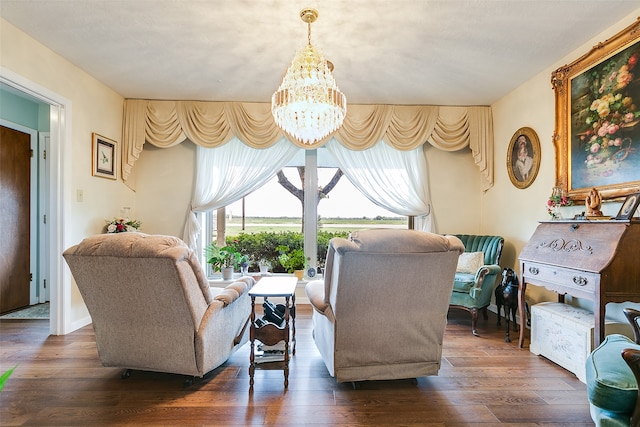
[2,8,638,332]
[135,143,196,238]
[488,8,640,315]
[1,19,128,328]
[428,146,482,234]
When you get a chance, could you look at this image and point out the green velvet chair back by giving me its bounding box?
[449,234,504,336]
[454,234,504,265]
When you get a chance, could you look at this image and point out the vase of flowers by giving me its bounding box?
[105,217,141,233]
[547,187,572,219]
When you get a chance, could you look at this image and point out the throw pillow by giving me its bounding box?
[456,252,484,274]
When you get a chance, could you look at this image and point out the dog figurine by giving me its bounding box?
[495,267,519,342]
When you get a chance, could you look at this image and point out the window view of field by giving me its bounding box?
[207,166,407,272]
[225,215,406,235]
[224,167,406,235]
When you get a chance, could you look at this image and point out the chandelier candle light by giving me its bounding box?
[271,8,347,145]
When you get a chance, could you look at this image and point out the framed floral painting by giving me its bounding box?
[551,18,640,201]
[92,133,118,180]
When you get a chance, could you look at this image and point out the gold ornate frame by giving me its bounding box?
[551,17,640,201]
[507,127,540,189]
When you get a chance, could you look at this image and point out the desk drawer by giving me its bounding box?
[522,261,597,293]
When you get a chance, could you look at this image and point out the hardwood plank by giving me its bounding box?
[0,308,595,426]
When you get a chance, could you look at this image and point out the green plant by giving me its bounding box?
[0,366,16,392]
[204,243,245,271]
[218,230,349,271]
[277,245,306,273]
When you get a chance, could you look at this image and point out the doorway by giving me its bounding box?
[1,69,70,335]
[0,121,49,316]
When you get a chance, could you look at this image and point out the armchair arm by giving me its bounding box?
[624,308,640,344]
[474,264,502,282]
[469,265,502,300]
[195,283,252,374]
[211,277,254,306]
[306,280,330,315]
[305,280,336,324]
[622,348,640,427]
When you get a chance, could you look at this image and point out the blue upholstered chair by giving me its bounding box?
[448,234,504,336]
[586,308,640,427]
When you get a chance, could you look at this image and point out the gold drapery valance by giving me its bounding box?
[122,100,493,190]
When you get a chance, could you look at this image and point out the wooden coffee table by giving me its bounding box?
[248,276,297,388]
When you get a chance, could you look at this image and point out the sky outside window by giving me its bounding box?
[227,167,401,219]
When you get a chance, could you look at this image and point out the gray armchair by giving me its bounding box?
[448,234,504,336]
[63,232,252,379]
[305,229,464,383]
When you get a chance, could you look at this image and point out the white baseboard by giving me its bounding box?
[68,315,92,333]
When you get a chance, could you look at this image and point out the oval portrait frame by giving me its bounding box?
[507,127,541,189]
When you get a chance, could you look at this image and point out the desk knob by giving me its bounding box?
[572,276,588,286]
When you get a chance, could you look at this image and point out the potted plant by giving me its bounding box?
[258,258,271,275]
[277,245,306,280]
[205,243,244,280]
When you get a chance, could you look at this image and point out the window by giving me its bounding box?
[204,148,405,274]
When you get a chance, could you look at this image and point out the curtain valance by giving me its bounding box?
[122,100,494,190]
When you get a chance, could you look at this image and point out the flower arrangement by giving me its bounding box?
[105,217,141,233]
[579,50,639,167]
[547,187,572,219]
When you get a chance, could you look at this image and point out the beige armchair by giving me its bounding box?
[305,229,464,383]
[63,232,252,380]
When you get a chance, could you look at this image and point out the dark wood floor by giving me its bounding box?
[1,306,593,426]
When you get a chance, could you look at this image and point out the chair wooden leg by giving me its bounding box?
[471,308,479,337]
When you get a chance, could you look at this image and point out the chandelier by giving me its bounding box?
[271,8,347,145]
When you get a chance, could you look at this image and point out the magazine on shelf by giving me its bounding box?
[253,341,291,364]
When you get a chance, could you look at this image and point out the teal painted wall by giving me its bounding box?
[0,88,50,131]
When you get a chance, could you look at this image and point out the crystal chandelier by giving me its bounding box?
[272,8,347,145]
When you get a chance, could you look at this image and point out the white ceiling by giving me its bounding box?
[1,1,639,106]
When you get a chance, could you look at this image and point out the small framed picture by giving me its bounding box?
[92,133,117,180]
[615,192,640,220]
[506,127,541,189]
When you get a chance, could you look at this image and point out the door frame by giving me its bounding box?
[1,66,72,335]
[38,133,50,303]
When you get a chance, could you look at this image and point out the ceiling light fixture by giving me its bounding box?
[271,8,347,145]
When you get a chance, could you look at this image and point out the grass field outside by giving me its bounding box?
[224,216,407,235]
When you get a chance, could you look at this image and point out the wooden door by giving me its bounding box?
[0,125,31,313]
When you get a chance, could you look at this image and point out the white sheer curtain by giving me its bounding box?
[326,139,434,232]
[183,137,298,249]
